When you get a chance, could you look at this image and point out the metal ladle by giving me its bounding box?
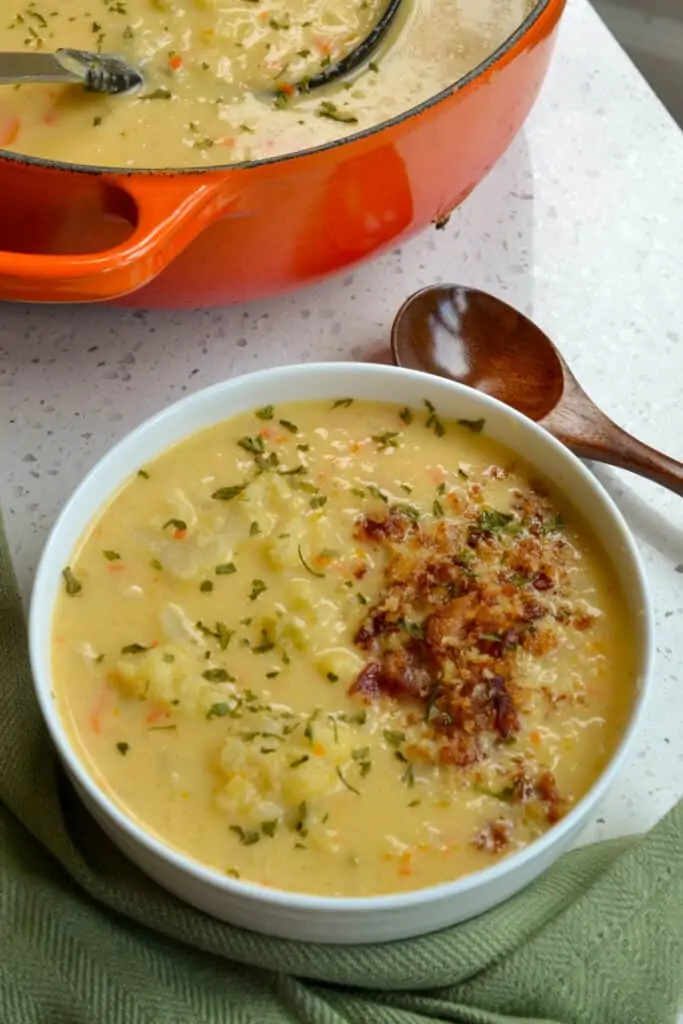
[0,48,143,95]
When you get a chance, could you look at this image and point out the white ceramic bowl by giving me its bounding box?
[29,363,654,944]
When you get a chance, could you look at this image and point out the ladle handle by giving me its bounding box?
[541,378,683,496]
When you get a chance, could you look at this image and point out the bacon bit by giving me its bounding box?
[473,819,511,853]
[531,571,554,591]
[168,54,183,71]
[424,597,472,649]
[353,562,368,579]
[536,770,559,803]
[574,612,596,631]
[354,511,414,545]
[173,529,187,540]
[351,662,382,699]
[439,735,479,766]
[145,704,169,726]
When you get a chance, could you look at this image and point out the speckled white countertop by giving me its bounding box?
[1,0,682,857]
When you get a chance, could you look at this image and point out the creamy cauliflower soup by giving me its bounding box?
[2,0,535,167]
[52,399,634,896]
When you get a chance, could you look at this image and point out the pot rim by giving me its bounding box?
[29,361,654,923]
[0,0,557,179]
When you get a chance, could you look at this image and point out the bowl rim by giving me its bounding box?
[0,0,559,177]
[29,361,654,914]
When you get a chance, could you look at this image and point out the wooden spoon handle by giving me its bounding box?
[540,377,683,496]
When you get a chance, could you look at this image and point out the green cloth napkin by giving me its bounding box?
[1,516,682,1024]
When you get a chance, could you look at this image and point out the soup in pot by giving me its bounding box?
[1,0,536,167]
[51,398,635,896]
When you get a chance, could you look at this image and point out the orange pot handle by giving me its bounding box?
[0,172,231,303]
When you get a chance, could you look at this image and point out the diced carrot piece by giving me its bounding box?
[530,730,541,746]
[312,742,326,756]
[314,37,334,57]
[107,563,126,573]
[173,528,186,540]
[169,54,183,71]
[0,117,20,147]
[145,704,168,725]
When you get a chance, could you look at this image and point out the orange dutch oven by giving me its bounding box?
[0,0,565,309]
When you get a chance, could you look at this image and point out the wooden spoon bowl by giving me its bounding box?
[391,284,683,496]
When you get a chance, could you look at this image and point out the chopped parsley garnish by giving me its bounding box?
[390,502,420,521]
[238,435,265,456]
[543,513,565,534]
[121,643,149,655]
[383,729,405,748]
[290,755,310,768]
[279,419,298,433]
[202,668,233,683]
[261,819,278,837]
[297,443,310,452]
[103,550,121,561]
[310,496,327,509]
[326,672,339,683]
[150,559,163,571]
[148,724,177,732]
[62,567,82,597]
[116,742,129,755]
[399,407,413,425]
[252,630,275,654]
[372,431,400,450]
[436,482,446,495]
[432,499,444,518]
[458,468,469,479]
[477,508,514,534]
[212,485,246,501]
[249,579,267,601]
[424,398,445,437]
[402,763,416,788]
[199,580,214,593]
[249,521,261,536]
[230,825,260,846]
[332,397,354,408]
[255,405,274,420]
[457,417,486,433]
[339,710,367,726]
[351,747,372,777]
[206,702,231,719]
[137,469,150,480]
[215,562,236,575]
[163,518,187,532]
[317,101,358,124]
[225,868,240,878]
[336,765,361,795]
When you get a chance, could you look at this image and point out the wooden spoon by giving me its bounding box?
[391,284,683,496]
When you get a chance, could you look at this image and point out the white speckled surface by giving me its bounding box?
[1,0,682,866]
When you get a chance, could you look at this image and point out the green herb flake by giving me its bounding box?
[326,672,339,683]
[62,567,82,597]
[215,562,236,575]
[383,729,405,748]
[103,549,121,561]
[163,518,187,532]
[436,482,446,495]
[279,419,298,433]
[290,755,310,768]
[310,496,327,510]
[202,668,233,683]
[261,819,279,837]
[478,508,514,534]
[121,643,149,655]
[206,703,231,719]
[408,799,421,808]
[424,399,446,438]
[230,825,260,846]
[252,630,275,654]
[212,485,246,501]
[200,580,214,593]
[215,622,234,650]
[390,502,420,521]
[543,513,565,534]
[433,499,444,518]
[297,443,310,452]
[150,559,163,571]
[402,762,416,788]
[249,521,261,537]
[148,724,177,732]
[225,867,240,878]
[249,579,267,601]
[332,398,354,408]
[239,435,266,457]
[457,417,486,433]
[137,469,150,480]
[255,405,274,420]
[317,101,358,124]
[372,430,400,451]
[116,742,129,755]
[399,407,413,425]
[336,765,361,795]
[458,468,469,479]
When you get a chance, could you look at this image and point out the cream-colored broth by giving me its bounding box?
[2,0,535,167]
[52,399,634,896]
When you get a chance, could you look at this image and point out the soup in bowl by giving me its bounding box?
[29,363,652,942]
